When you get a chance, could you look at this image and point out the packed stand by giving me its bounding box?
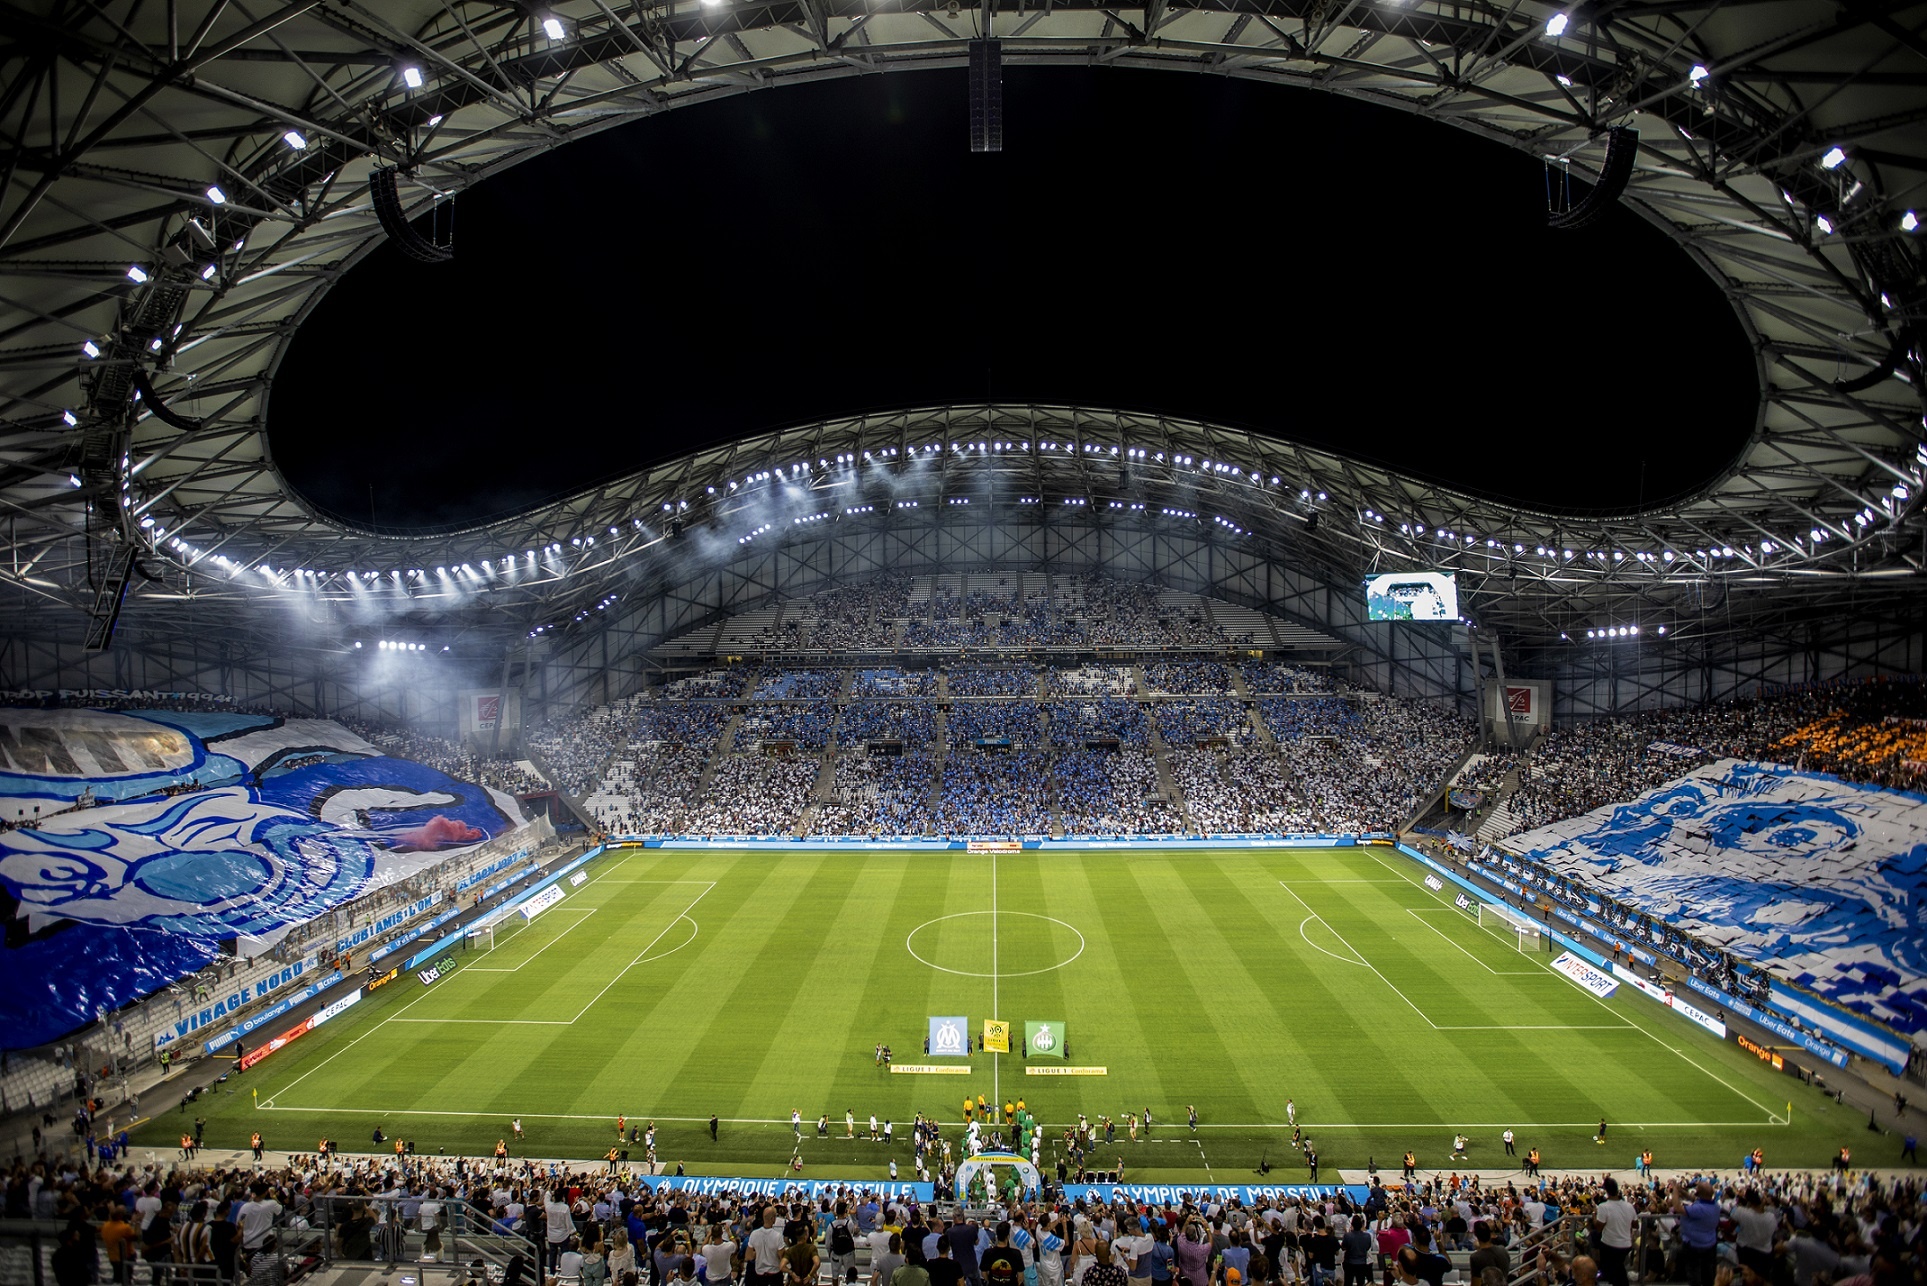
[817,748,938,834]
[1044,665,1137,696]
[839,701,939,746]
[1077,576,1220,647]
[683,750,821,834]
[853,667,938,698]
[658,669,749,699]
[1264,696,1474,833]
[1143,661,1235,695]
[1510,679,1927,834]
[525,698,644,797]
[937,747,1054,834]
[1178,745,1321,832]
[947,701,1043,745]
[738,702,838,749]
[752,669,844,701]
[1240,661,1345,693]
[1054,748,1178,833]
[945,667,1042,698]
[1044,698,1153,750]
[1154,699,1251,746]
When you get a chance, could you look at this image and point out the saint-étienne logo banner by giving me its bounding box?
[928,1015,969,1057]
[1025,1020,1066,1058]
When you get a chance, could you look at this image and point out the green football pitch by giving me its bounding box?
[138,844,1880,1177]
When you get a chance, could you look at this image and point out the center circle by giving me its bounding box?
[905,911,1086,977]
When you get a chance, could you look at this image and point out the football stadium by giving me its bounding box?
[0,0,1924,1283]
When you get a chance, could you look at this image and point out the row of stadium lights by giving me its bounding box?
[72,12,1921,436]
[131,436,1924,601]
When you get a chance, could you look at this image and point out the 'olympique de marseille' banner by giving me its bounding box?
[1507,758,1927,1035]
[928,1016,970,1056]
[1065,1183,1371,1205]
[627,1175,936,1202]
[0,707,532,1047]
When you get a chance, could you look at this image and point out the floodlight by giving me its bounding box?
[428,114,444,126]
[284,129,307,149]
[1545,12,1569,35]
[401,66,424,89]
[201,264,217,280]
[542,15,566,39]
[81,340,100,358]
[1688,65,1707,85]
[61,409,78,426]
[126,265,149,283]
[1820,146,1846,170]
[205,185,227,204]
[1815,214,1834,234]
[68,474,81,487]
[1903,211,1919,232]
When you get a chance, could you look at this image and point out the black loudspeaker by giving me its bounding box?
[969,41,1003,153]
[370,167,455,262]
[1549,127,1639,230]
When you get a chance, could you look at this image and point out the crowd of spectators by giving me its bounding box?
[740,703,838,750]
[527,699,645,797]
[1044,699,1153,750]
[684,751,821,834]
[786,574,912,649]
[855,668,939,698]
[11,1136,1924,1286]
[817,749,938,835]
[1508,679,1927,835]
[1154,699,1251,746]
[754,670,845,701]
[1053,749,1177,833]
[1240,662,1344,694]
[840,702,939,746]
[947,701,1044,745]
[946,667,1042,698]
[937,748,1054,833]
[1143,662,1234,695]
[1176,746,1318,833]
[1044,666,1137,696]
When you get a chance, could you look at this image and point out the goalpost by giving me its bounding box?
[1476,901,1547,953]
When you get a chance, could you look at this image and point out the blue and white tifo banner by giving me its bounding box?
[1550,951,1620,999]
[1065,1184,1369,1206]
[928,1015,970,1057]
[1508,758,1927,1036]
[0,707,532,1047]
[626,1175,934,1201]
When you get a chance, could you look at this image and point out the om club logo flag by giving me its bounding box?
[928,1016,969,1057]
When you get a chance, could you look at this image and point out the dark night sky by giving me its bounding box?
[271,68,1758,531]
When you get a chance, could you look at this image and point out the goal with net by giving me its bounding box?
[1476,900,1547,953]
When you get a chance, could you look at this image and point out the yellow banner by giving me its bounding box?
[983,1019,1010,1053]
[1026,1065,1107,1076]
[890,1064,972,1075]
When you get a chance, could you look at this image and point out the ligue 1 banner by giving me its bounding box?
[1025,1020,1066,1058]
[928,1015,970,1057]
[984,1019,1011,1054]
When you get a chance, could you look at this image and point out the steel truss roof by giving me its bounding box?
[0,0,1922,657]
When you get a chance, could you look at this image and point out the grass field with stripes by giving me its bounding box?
[137,844,1861,1177]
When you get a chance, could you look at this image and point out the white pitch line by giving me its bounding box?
[1295,916,1369,968]
[991,846,1000,1110]
[568,883,716,1023]
[1278,881,1439,1028]
[1367,852,1784,1125]
[1403,907,1543,976]
[252,1103,1772,1131]
[468,907,599,971]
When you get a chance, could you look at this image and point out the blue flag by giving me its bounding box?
[927,1015,969,1057]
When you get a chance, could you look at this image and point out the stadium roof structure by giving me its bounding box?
[0,0,1923,686]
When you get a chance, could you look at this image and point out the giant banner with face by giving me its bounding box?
[0,707,529,1046]
[1508,759,1927,1033]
